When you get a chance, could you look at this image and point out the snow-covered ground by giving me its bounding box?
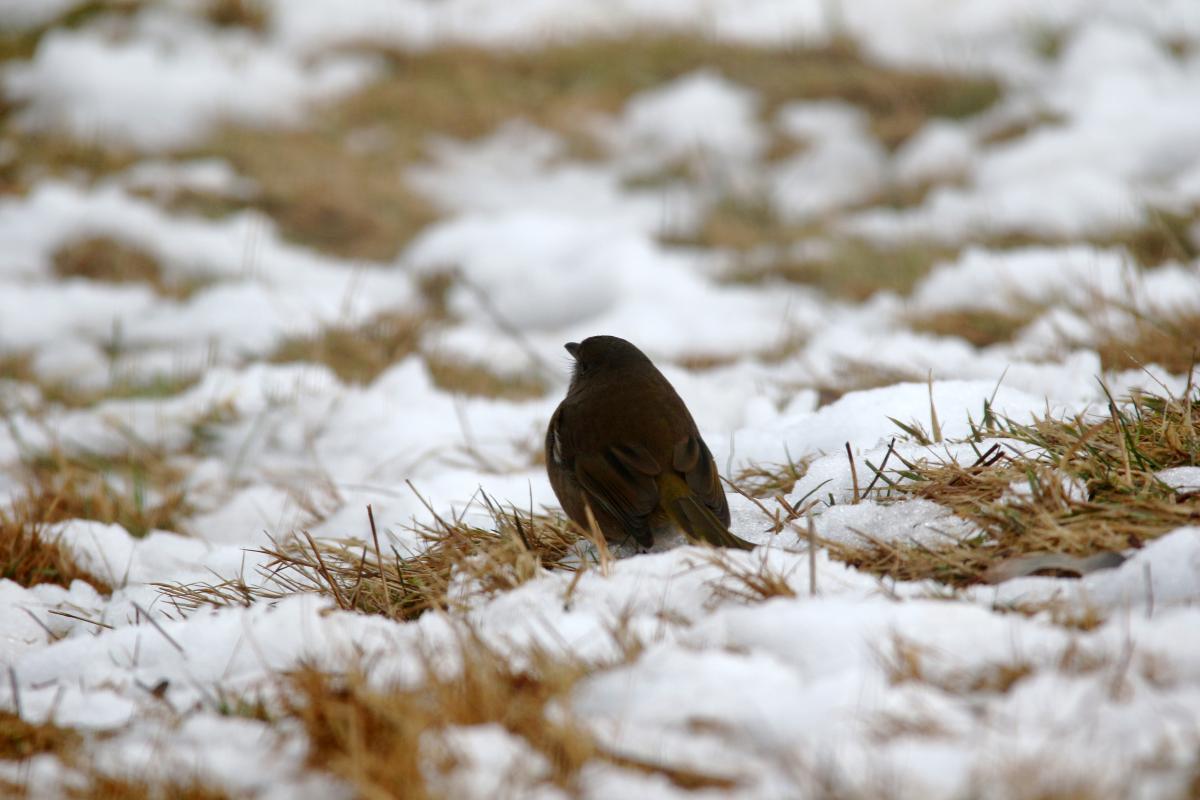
[2,0,1200,797]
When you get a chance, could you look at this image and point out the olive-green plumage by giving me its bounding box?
[545,335,753,551]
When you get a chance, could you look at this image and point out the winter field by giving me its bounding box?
[2,1,1200,797]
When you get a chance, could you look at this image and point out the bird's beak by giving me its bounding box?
[564,342,580,359]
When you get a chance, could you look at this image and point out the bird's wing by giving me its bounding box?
[673,435,731,526]
[575,446,660,547]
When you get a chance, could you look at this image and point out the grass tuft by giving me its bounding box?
[827,389,1199,586]
[159,498,584,621]
[909,308,1035,348]
[424,354,549,401]
[184,36,998,260]
[65,776,242,800]
[19,445,191,539]
[286,634,597,798]
[52,237,208,301]
[271,312,428,386]
[722,237,958,301]
[0,495,113,593]
[283,629,735,798]
[0,710,80,761]
[732,454,812,498]
[204,0,267,31]
[1089,309,1200,375]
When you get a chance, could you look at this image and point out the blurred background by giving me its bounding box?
[1,0,1198,537]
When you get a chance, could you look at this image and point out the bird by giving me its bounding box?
[545,335,753,551]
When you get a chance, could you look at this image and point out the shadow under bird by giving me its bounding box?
[545,335,753,551]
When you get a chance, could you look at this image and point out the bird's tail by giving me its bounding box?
[658,475,754,550]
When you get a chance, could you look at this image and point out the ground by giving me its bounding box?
[1,1,1200,798]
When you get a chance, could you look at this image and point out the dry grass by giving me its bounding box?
[1001,595,1108,631]
[65,776,243,800]
[909,308,1036,348]
[881,634,1035,695]
[0,711,80,761]
[1,360,200,412]
[1,4,143,193]
[18,445,192,539]
[1104,208,1198,268]
[706,550,802,604]
[0,2,142,63]
[1090,308,1200,375]
[283,629,736,798]
[880,630,1171,716]
[159,499,584,621]
[425,355,549,401]
[807,360,927,408]
[10,35,997,261]
[826,389,1200,586]
[52,237,208,301]
[1,693,239,798]
[286,636,595,798]
[722,236,960,301]
[6,26,1003,326]
[719,206,1194,304]
[0,494,113,593]
[203,0,267,31]
[1,705,240,799]
[910,266,1200,359]
[0,712,237,800]
[732,454,812,498]
[268,296,548,398]
[271,311,428,385]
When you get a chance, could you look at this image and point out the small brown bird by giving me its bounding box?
[545,335,753,550]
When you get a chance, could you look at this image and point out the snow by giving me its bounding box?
[772,101,888,222]
[3,0,1200,797]
[6,19,374,151]
[894,121,976,187]
[846,20,1200,244]
[608,70,767,169]
[1158,467,1200,494]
